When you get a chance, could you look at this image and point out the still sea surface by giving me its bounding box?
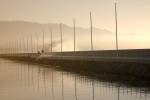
[0,58,149,100]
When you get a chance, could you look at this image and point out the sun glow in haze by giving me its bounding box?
[0,0,150,50]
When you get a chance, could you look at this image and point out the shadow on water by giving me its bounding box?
[0,59,150,100]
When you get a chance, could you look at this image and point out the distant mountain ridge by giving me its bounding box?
[0,20,112,38]
[0,21,115,51]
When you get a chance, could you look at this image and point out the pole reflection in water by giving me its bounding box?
[92,79,95,100]
[27,63,30,88]
[0,59,149,100]
[43,69,47,96]
[37,66,40,92]
[62,72,64,100]
[51,69,55,100]
[74,74,78,100]
[118,86,120,100]
[23,64,26,87]
[31,64,34,90]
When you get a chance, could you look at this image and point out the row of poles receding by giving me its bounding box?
[0,2,119,56]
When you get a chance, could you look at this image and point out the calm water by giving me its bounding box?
[0,58,149,100]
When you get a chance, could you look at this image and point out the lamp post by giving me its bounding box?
[36,33,39,53]
[42,32,45,53]
[50,28,53,53]
[60,23,63,53]
[31,34,33,54]
[115,1,119,57]
[90,12,93,51]
[26,36,29,56]
[73,19,76,52]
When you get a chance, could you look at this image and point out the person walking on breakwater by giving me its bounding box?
[41,50,44,54]
[37,51,41,55]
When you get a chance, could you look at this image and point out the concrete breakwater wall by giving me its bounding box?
[1,49,150,81]
[45,49,150,58]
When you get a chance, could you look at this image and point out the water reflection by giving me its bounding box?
[74,74,77,100]
[0,59,149,100]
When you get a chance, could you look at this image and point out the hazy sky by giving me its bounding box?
[0,0,150,34]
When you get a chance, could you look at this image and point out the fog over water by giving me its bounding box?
[0,21,149,53]
[1,0,150,51]
[0,0,150,100]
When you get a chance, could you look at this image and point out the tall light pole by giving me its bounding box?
[19,39,22,54]
[36,33,39,53]
[90,12,94,51]
[31,34,33,54]
[26,36,29,56]
[16,39,18,54]
[13,40,16,54]
[115,1,119,56]
[22,38,25,54]
[60,23,63,53]
[8,41,10,55]
[50,28,53,53]
[42,32,45,53]
[9,41,12,56]
[73,19,76,52]
[6,43,8,54]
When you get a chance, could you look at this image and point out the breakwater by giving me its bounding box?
[1,49,150,82]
